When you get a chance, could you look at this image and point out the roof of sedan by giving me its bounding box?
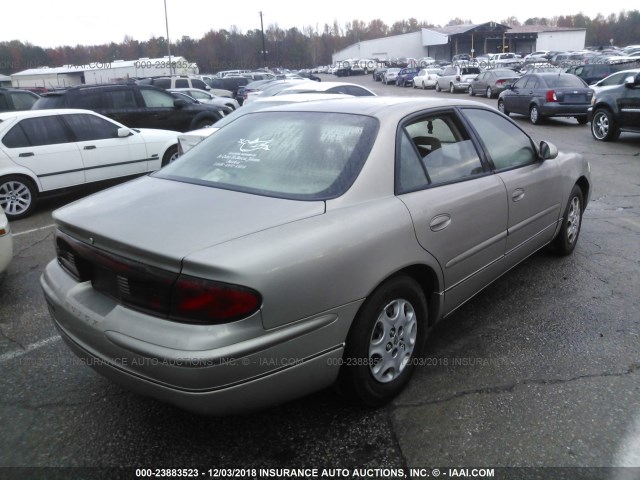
[245,96,491,117]
[0,108,99,121]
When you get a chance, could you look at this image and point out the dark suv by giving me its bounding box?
[589,71,640,141]
[32,84,225,131]
[0,88,39,112]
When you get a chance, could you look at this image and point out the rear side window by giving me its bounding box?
[76,91,106,109]
[156,111,379,200]
[175,79,189,88]
[3,116,70,148]
[109,89,137,109]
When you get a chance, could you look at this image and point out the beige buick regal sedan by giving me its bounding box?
[41,97,591,415]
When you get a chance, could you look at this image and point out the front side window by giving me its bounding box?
[64,114,120,141]
[155,111,379,200]
[175,79,189,88]
[462,108,536,171]
[140,88,175,108]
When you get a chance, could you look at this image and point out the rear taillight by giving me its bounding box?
[56,232,261,324]
[546,90,558,102]
[171,275,261,324]
[495,79,505,86]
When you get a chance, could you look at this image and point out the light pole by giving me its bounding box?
[164,0,173,74]
[260,11,267,67]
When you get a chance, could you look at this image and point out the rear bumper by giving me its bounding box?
[539,103,590,117]
[41,260,352,415]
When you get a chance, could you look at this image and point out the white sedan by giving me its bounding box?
[412,68,444,89]
[0,109,179,219]
[0,207,12,275]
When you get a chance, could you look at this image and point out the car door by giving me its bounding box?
[396,109,509,315]
[62,113,148,182]
[461,108,562,266]
[138,87,186,130]
[618,73,640,128]
[0,115,84,191]
[504,76,531,114]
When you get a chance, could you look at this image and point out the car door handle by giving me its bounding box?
[512,188,525,202]
[83,146,96,150]
[19,152,34,157]
[430,214,452,232]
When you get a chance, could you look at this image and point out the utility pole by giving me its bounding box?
[260,11,267,67]
[164,0,173,74]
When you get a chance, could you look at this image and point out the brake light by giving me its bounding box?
[171,275,261,323]
[495,79,505,86]
[55,232,261,324]
[546,90,558,102]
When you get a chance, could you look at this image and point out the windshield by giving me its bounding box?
[155,111,379,200]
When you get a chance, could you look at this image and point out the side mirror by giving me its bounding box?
[174,98,188,108]
[539,141,558,160]
[624,75,639,87]
[117,127,132,138]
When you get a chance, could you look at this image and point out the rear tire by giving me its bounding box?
[468,85,475,96]
[0,175,37,220]
[161,145,179,167]
[530,105,543,125]
[338,275,428,407]
[435,82,441,92]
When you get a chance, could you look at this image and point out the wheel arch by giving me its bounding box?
[0,169,41,193]
[363,264,443,328]
[575,176,591,207]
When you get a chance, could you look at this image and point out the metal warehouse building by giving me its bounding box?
[332,22,586,63]
[10,56,198,90]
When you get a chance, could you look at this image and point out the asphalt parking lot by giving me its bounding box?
[1,74,639,480]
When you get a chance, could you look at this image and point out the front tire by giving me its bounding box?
[498,98,510,116]
[468,85,475,96]
[0,175,37,220]
[591,108,618,141]
[553,185,583,255]
[338,275,428,407]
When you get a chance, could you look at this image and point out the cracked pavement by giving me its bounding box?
[0,77,639,477]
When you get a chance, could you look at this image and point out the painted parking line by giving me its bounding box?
[12,224,56,237]
[0,335,61,364]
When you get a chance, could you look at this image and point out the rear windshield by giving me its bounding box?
[32,95,66,109]
[461,68,481,75]
[544,75,587,88]
[155,111,379,200]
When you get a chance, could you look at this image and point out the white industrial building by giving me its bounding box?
[10,56,198,90]
[333,23,586,63]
